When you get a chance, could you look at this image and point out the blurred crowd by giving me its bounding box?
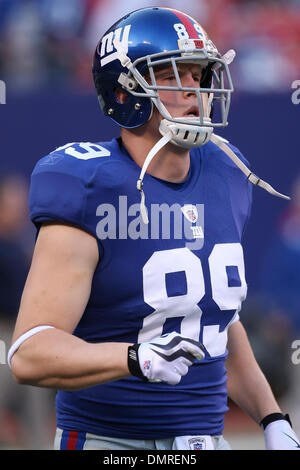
[0,173,55,449]
[0,0,299,92]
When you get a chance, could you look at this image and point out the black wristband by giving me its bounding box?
[260,413,292,430]
[127,344,148,381]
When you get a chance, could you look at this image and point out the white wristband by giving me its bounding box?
[7,325,54,368]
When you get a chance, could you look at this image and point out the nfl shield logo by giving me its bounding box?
[188,437,206,450]
[181,204,198,223]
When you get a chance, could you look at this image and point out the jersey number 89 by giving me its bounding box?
[139,244,246,358]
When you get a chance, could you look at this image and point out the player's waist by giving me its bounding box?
[56,361,228,439]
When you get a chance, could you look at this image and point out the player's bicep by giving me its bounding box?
[12,223,99,342]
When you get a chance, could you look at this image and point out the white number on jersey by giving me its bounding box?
[139,244,247,357]
[53,142,111,160]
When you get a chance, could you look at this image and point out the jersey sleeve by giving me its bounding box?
[29,143,104,237]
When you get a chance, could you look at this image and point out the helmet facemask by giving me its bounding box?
[116,40,235,149]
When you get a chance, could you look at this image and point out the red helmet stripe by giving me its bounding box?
[166,8,199,39]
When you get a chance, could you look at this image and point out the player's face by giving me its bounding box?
[152,63,209,120]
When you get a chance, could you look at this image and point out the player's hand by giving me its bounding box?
[261,413,300,450]
[127,331,205,385]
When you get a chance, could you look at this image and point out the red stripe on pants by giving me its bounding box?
[67,430,78,450]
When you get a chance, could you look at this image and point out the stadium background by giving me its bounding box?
[0,0,299,450]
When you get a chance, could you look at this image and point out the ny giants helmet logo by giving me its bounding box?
[98,21,206,68]
[99,25,132,66]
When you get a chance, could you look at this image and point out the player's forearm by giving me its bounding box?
[226,321,281,424]
[11,328,132,390]
[227,358,281,423]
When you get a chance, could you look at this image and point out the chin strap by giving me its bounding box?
[137,131,173,224]
[137,131,290,226]
[210,133,290,200]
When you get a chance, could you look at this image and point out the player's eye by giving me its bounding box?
[164,74,176,81]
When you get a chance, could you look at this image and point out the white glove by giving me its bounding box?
[127,331,205,385]
[261,413,300,450]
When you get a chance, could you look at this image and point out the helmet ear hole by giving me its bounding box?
[115,87,128,104]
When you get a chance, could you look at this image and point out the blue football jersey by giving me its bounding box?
[29,137,252,439]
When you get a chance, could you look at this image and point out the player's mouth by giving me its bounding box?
[183,106,199,117]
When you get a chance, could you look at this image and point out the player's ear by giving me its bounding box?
[115,87,128,104]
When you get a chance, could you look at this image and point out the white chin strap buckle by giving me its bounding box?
[210,133,291,201]
[159,118,213,149]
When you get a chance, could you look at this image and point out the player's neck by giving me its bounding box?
[120,128,190,183]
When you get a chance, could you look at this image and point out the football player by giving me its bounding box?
[8,7,300,450]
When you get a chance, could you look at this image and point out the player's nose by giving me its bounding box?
[181,71,198,88]
[181,73,198,99]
